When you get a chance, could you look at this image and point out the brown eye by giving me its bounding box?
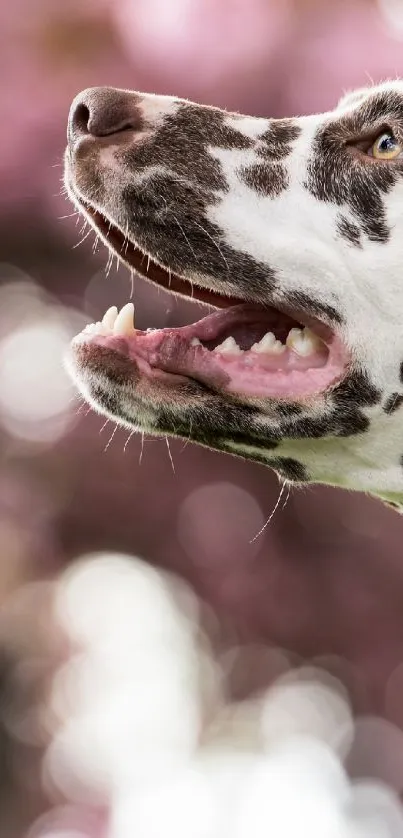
[370,131,402,160]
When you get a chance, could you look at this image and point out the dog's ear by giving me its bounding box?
[336,86,370,111]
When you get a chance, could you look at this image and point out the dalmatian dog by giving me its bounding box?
[65,82,403,511]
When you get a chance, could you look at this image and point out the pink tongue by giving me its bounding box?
[199,345,340,398]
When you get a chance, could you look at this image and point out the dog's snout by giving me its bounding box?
[68,87,142,145]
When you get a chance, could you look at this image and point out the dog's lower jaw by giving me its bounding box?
[67,337,403,513]
[67,329,403,513]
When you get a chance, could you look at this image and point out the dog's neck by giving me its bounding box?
[279,414,403,512]
[364,418,403,512]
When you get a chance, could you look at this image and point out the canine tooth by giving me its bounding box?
[214,336,243,355]
[286,326,322,356]
[191,337,202,347]
[251,331,285,354]
[102,306,118,330]
[113,303,135,336]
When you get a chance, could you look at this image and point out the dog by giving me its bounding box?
[64,82,403,512]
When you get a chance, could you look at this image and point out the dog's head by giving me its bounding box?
[64,82,403,501]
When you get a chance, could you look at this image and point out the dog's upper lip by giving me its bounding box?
[68,190,245,310]
[67,192,337,338]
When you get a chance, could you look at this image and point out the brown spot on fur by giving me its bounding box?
[270,457,309,482]
[240,162,288,198]
[336,215,362,248]
[384,393,403,414]
[258,121,302,161]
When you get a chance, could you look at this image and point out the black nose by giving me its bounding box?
[68,87,142,145]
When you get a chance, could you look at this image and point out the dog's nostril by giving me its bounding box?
[68,88,142,143]
[72,103,91,135]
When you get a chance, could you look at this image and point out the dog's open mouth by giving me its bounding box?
[72,203,349,400]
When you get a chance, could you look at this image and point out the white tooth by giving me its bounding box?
[191,337,202,347]
[251,331,285,354]
[84,318,120,337]
[96,321,112,336]
[102,306,118,331]
[303,326,323,349]
[286,327,303,346]
[213,336,243,355]
[251,331,275,352]
[271,339,286,355]
[113,303,135,336]
[286,327,306,355]
[286,326,322,357]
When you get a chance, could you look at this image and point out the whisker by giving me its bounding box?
[180,417,193,452]
[105,249,114,277]
[280,482,291,512]
[165,436,176,474]
[75,400,88,416]
[58,211,80,220]
[192,219,230,276]
[139,432,145,465]
[249,478,289,543]
[173,216,198,261]
[104,424,118,452]
[73,228,93,249]
[124,430,135,452]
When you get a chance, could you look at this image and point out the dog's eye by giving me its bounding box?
[370,131,402,160]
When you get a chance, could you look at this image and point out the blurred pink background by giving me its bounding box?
[3,0,403,835]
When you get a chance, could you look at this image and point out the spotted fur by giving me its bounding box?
[65,82,403,510]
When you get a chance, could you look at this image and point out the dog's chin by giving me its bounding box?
[68,194,351,411]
